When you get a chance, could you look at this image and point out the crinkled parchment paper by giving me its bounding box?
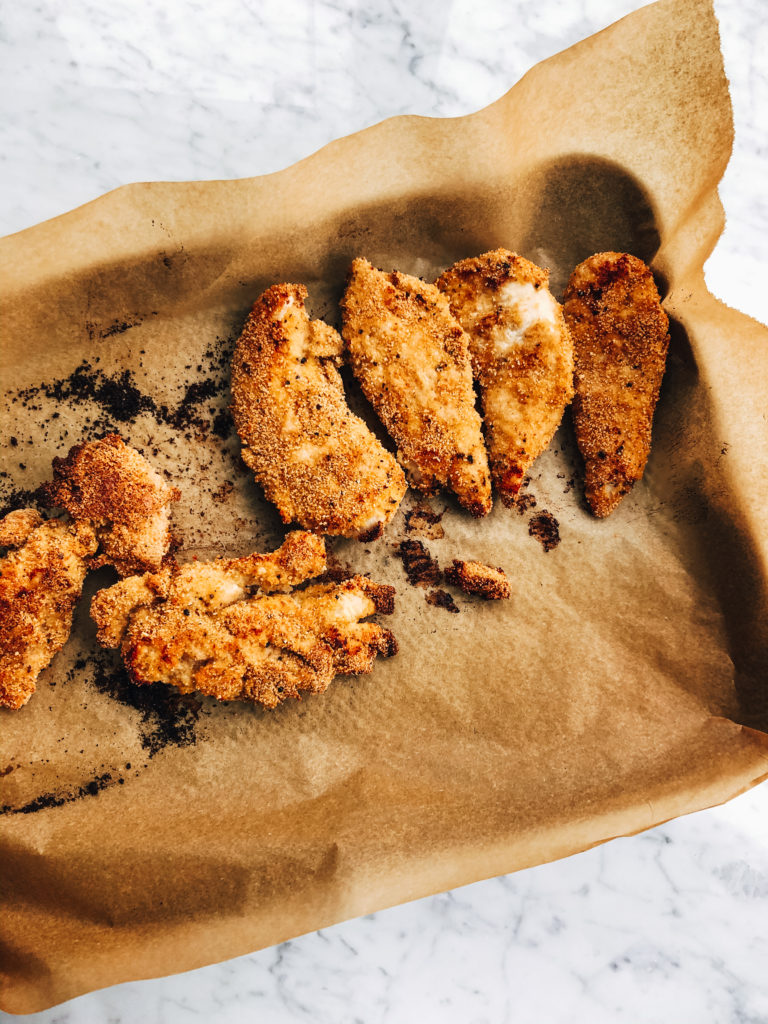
[2,0,767,1011]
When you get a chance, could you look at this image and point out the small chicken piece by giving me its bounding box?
[91,531,397,708]
[341,258,491,517]
[43,434,179,575]
[0,511,97,710]
[444,559,510,601]
[436,249,574,505]
[0,508,44,547]
[562,252,670,517]
[231,284,407,541]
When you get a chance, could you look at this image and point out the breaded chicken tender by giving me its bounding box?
[44,434,179,575]
[341,258,492,517]
[91,531,397,708]
[436,249,574,504]
[562,252,670,517]
[444,559,510,600]
[231,284,407,540]
[0,511,97,709]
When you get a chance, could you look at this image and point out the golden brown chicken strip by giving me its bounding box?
[436,249,574,505]
[341,258,491,517]
[562,252,670,517]
[231,284,407,540]
[0,511,97,709]
[444,559,511,600]
[43,434,179,575]
[91,531,397,708]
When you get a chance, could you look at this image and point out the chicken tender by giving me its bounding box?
[444,559,510,600]
[231,284,407,541]
[436,249,574,504]
[341,258,491,517]
[44,434,179,575]
[0,511,97,710]
[562,252,670,517]
[91,531,397,708]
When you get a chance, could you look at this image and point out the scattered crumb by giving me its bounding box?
[211,480,234,504]
[515,492,537,515]
[528,511,561,552]
[394,539,442,588]
[404,503,446,540]
[425,589,459,613]
[445,559,510,600]
[317,550,356,584]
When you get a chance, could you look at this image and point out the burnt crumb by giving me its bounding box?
[211,479,234,504]
[212,408,234,440]
[515,492,537,515]
[395,539,442,588]
[1,772,116,815]
[425,588,459,613]
[317,550,356,585]
[15,361,160,425]
[528,511,561,552]
[563,478,575,494]
[0,485,44,518]
[403,503,446,540]
[89,650,202,757]
[7,333,238,447]
[100,317,142,339]
[169,378,221,430]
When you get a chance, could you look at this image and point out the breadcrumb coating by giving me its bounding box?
[436,249,574,505]
[444,559,511,600]
[562,252,669,517]
[91,531,397,708]
[43,434,179,575]
[341,258,492,518]
[0,512,97,709]
[231,283,407,540]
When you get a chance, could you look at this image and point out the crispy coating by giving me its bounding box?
[437,249,574,505]
[341,258,492,517]
[562,252,670,517]
[91,531,397,708]
[0,508,44,547]
[0,512,97,710]
[43,434,179,575]
[231,284,407,540]
[444,559,511,600]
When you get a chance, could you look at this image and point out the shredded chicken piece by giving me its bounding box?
[0,512,97,709]
[444,559,510,600]
[341,258,492,517]
[231,283,407,540]
[91,531,397,708]
[436,249,574,504]
[43,433,179,575]
[562,252,670,517]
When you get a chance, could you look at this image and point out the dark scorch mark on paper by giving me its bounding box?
[395,540,442,588]
[528,511,561,552]
[425,588,459,613]
[403,503,446,540]
[0,652,203,815]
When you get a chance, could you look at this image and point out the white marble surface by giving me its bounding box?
[2,0,768,1021]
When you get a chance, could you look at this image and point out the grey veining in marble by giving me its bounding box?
[1,1,767,1022]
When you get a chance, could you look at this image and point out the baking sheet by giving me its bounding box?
[2,0,768,1012]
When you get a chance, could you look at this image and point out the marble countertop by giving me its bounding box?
[2,1,767,1021]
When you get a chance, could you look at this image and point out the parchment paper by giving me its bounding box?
[2,0,768,1012]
